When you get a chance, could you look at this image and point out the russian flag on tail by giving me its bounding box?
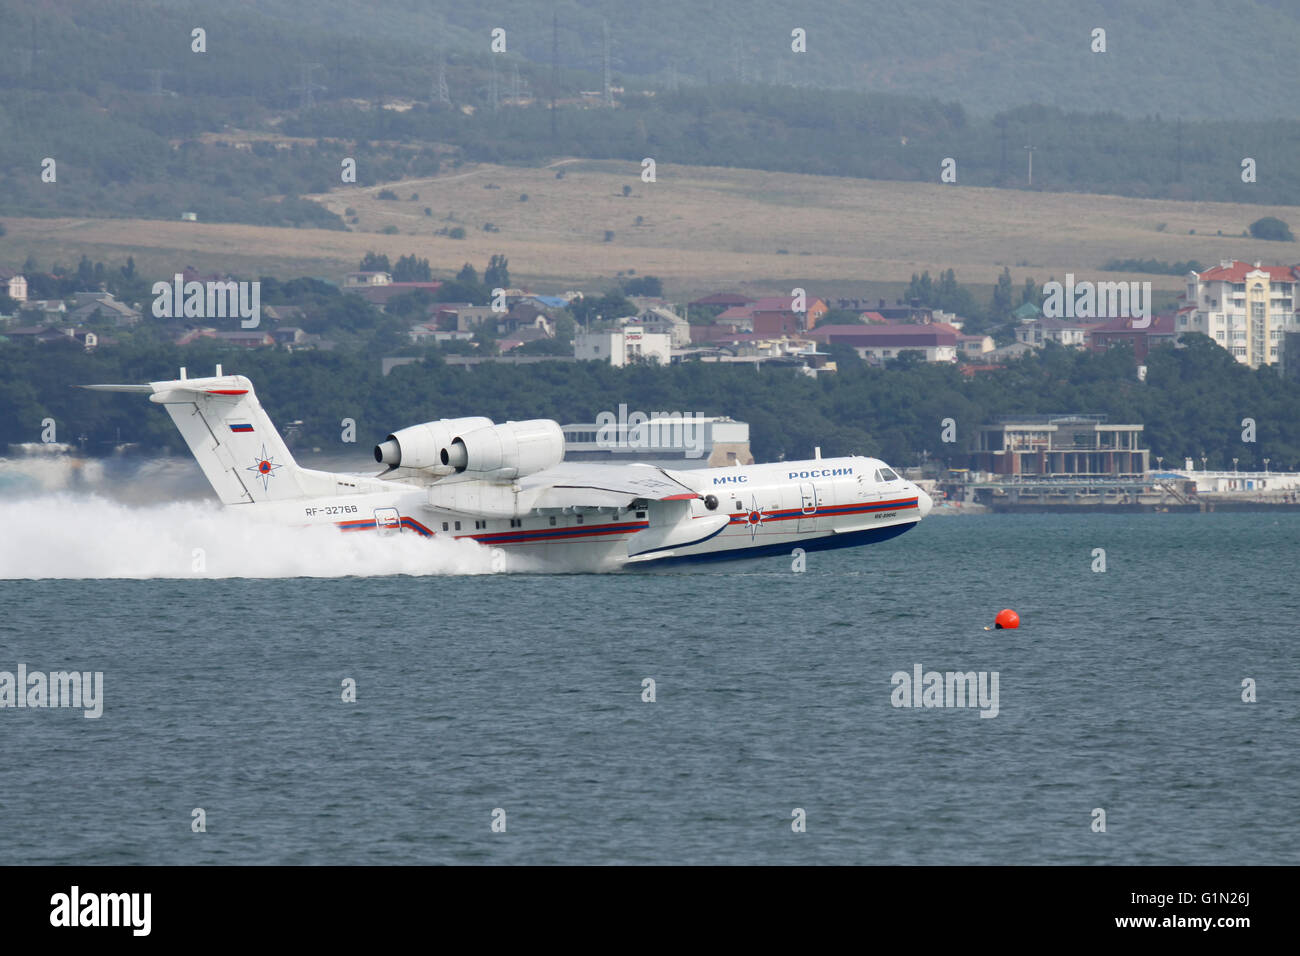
[229,423,254,433]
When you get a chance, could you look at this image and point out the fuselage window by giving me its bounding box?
[509,519,521,528]
[442,522,449,531]
[549,516,557,526]
[454,520,461,531]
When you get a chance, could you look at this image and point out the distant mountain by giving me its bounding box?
[244,0,1300,119]
[3,0,1298,226]
[2,0,1298,119]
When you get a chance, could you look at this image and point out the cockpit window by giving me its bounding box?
[880,467,899,481]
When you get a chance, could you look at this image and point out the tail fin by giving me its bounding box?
[85,372,311,505]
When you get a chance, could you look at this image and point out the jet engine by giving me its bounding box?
[375,418,564,479]
[442,420,564,479]
[374,417,492,475]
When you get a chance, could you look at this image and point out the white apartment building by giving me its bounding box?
[574,327,672,366]
[1182,260,1300,368]
[0,271,28,304]
[1014,317,1097,349]
[343,271,392,287]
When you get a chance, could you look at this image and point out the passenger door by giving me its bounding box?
[374,507,401,534]
[796,482,818,532]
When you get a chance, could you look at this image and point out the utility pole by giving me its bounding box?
[436,51,450,105]
[550,10,559,137]
[293,62,323,109]
[998,117,1008,182]
[20,18,43,78]
[1175,116,1183,182]
[602,20,613,107]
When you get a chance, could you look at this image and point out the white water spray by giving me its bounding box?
[0,495,503,579]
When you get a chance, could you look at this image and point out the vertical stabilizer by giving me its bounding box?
[86,373,310,504]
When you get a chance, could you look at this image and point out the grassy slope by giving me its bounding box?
[5,159,1295,298]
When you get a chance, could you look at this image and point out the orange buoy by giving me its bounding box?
[994,608,1020,630]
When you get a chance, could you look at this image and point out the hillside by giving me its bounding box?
[4,0,1296,118]
[5,0,1300,232]
[5,160,1297,298]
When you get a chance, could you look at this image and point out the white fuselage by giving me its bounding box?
[87,373,930,572]
[254,455,932,571]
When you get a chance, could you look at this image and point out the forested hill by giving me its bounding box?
[3,336,1297,471]
[4,0,1299,224]
[3,0,1298,119]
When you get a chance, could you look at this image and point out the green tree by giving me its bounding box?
[621,275,663,297]
[991,266,1014,318]
[1020,277,1039,307]
[1249,216,1294,241]
[359,251,391,272]
[484,254,510,289]
[392,254,432,282]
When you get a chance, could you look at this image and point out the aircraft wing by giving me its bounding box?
[519,463,700,510]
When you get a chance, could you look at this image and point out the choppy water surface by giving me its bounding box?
[1,500,1296,864]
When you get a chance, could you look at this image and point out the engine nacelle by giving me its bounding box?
[444,420,564,479]
[374,417,493,474]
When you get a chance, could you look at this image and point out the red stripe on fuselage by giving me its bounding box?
[727,497,918,524]
[334,516,434,537]
[335,515,640,543]
[463,520,649,545]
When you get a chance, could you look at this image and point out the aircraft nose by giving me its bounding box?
[917,488,933,517]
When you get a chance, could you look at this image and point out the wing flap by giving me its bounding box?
[520,463,699,508]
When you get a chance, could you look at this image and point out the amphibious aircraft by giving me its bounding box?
[86,369,932,570]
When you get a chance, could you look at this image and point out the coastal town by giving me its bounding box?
[5,258,1300,375]
[4,256,1298,512]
